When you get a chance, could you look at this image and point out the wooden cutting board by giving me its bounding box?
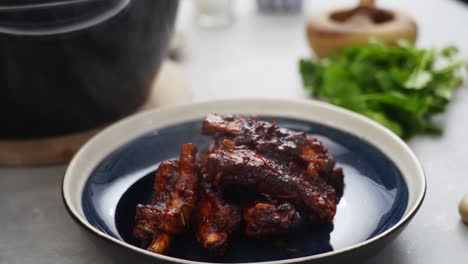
[0,60,191,166]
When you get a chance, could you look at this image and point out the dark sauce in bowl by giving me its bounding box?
[0,0,178,138]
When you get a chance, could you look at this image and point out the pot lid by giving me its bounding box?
[0,0,97,10]
[0,0,130,35]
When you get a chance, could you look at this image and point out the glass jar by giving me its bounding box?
[195,0,233,28]
[0,0,179,138]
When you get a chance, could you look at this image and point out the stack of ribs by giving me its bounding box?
[133,114,344,256]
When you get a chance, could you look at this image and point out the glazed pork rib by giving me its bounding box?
[202,114,344,197]
[244,201,299,239]
[301,136,344,197]
[206,144,337,224]
[133,114,345,256]
[133,144,199,254]
[194,184,241,256]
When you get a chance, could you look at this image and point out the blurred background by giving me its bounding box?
[176,0,467,101]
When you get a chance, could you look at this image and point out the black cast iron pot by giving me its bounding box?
[0,0,179,138]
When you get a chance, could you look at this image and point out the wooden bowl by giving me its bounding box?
[307,5,417,58]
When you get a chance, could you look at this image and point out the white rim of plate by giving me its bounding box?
[62,98,426,264]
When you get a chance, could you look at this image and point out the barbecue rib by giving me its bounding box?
[194,184,241,256]
[133,144,199,254]
[133,114,345,257]
[244,201,299,239]
[206,144,337,224]
[202,114,344,197]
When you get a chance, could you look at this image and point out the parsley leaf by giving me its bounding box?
[299,40,466,139]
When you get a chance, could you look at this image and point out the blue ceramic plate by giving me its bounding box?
[62,99,426,264]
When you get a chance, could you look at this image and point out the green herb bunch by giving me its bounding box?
[300,39,466,139]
